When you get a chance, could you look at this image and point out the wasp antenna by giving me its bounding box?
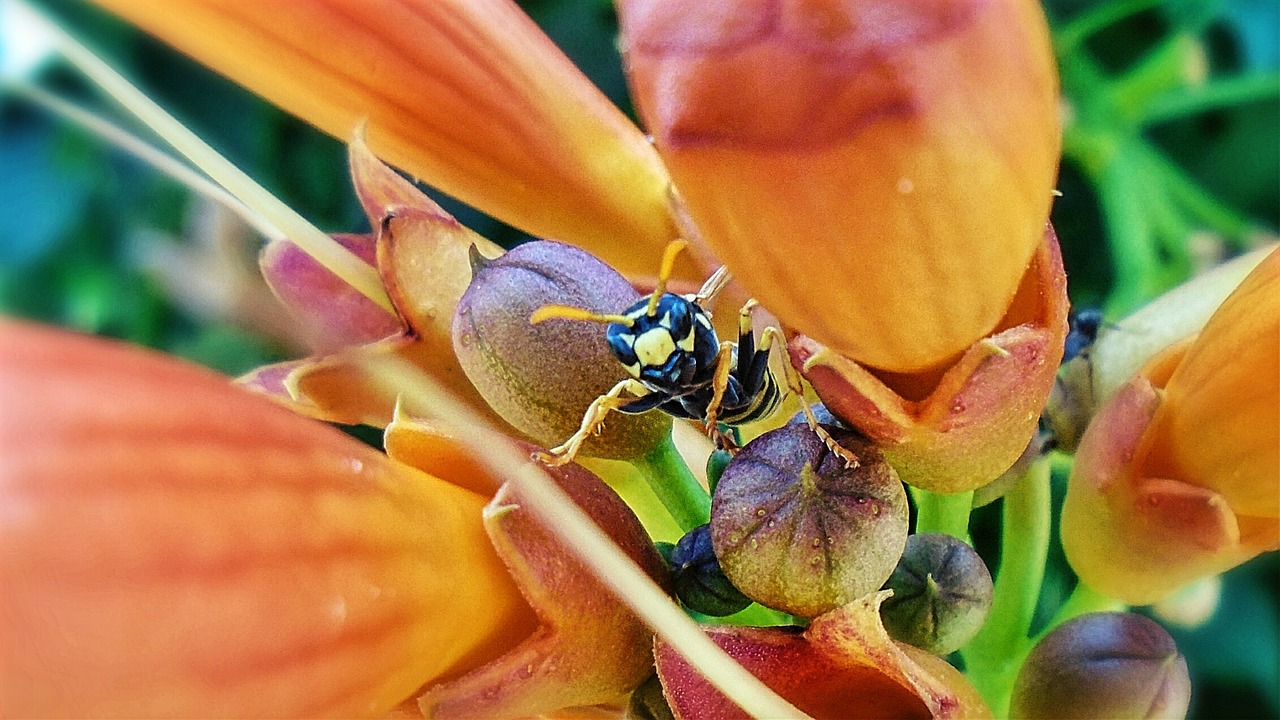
[531,304,634,327]
[647,238,689,316]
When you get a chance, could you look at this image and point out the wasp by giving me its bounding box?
[532,240,855,467]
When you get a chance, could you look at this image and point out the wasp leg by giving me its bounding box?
[758,326,860,469]
[702,340,737,437]
[538,378,649,466]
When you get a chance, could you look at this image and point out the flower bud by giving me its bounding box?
[1062,248,1280,603]
[619,0,1060,373]
[668,524,752,617]
[452,241,671,459]
[710,425,908,618]
[880,533,993,655]
[1011,613,1190,720]
[705,448,733,493]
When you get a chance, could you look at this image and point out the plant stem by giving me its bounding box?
[910,487,974,541]
[1142,72,1280,126]
[631,436,711,533]
[1137,143,1257,241]
[1054,0,1163,54]
[1034,582,1127,644]
[962,456,1053,717]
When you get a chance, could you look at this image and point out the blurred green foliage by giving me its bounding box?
[1,1,1276,717]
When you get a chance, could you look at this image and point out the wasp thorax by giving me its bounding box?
[452,241,671,460]
[710,424,909,618]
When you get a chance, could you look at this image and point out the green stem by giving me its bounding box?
[1094,147,1164,314]
[1054,0,1163,55]
[910,487,974,541]
[1142,72,1280,126]
[1107,33,1198,122]
[961,457,1053,717]
[631,437,711,533]
[1034,582,1128,644]
[1136,143,1258,241]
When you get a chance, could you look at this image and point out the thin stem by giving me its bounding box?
[1137,142,1258,241]
[1094,143,1164,314]
[631,436,712,533]
[1034,582,1127,644]
[1142,72,1280,126]
[962,456,1053,717]
[1054,0,1163,55]
[12,0,394,313]
[7,80,284,242]
[910,486,973,541]
[1107,33,1199,123]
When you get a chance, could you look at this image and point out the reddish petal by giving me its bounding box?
[260,233,401,354]
[655,593,988,719]
[421,462,668,718]
[791,226,1069,492]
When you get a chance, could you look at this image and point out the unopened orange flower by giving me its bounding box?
[1062,248,1280,604]
[617,0,1062,375]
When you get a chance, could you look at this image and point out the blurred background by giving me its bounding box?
[1,0,1276,717]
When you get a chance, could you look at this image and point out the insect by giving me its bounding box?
[1063,307,1104,362]
[531,239,855,467]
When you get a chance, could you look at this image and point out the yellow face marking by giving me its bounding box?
[633,327,677,368]
[677,326,696,352]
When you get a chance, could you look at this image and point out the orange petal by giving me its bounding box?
[1061,373,1270,604]
[384,410,498,498]
[790,226,1069,492]
[655,592,989,719]
[0,320,531,718]
[289,331,505,430]
[93,0,678,278]
[423,461,667,718]
[1144,248,1280,519]
[619,0,1061,373]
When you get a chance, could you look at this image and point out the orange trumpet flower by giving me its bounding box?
[91,0,679,280]
[1062,248,1280,604]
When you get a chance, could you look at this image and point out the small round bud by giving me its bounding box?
[879,533,993,655]
[705,449,733,494]
[711,424,909,618]
[452,241,670,459]
[668,524,752,617]
[1011,612,1191,720]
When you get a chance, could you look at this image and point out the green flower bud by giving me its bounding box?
[705,448,733,494]
[669,524,752,617]
[879,533,993,655]
[452,241,671,460]
[711,424,909,618]
[1011,612,1191,720]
